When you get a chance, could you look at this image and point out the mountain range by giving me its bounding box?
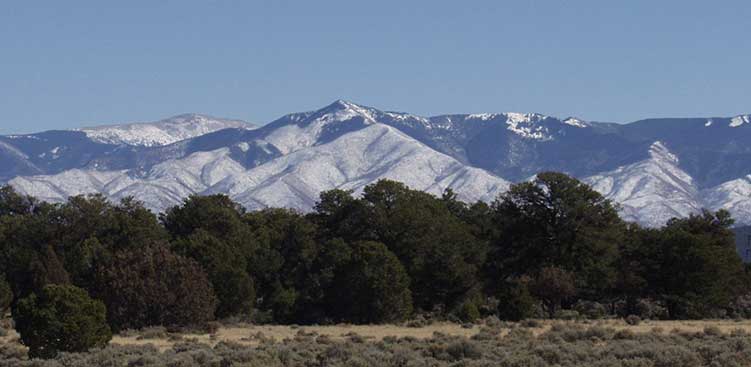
[2,100,751,229]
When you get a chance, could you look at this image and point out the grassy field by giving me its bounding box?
[4,318,751,349]
[4,318,751,366]
[107,319,751,349]
[4,318,751,348]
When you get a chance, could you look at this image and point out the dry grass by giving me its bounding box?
[106,318,751,350]
[0,328,20,350]
[5,318,751,352]
[109,322,482,350]
[519,318,751,335]
[5,319,751,366]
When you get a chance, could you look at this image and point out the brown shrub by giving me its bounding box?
[93,244,217,331]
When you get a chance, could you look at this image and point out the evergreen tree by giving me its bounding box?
[496,278,537,321]
[172,230,255,318]
[161,194,249,241]
[13,284,111,359]
[93,244,217,330]
[162,195,259,318]
[244,208,322,322]
[489,172,623,299]
[330,241,413,323]
[315,180,486,312]
[0,185,37,217]
[634,210,745,318]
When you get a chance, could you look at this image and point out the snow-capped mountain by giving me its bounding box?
[705,175,751,224]
[78,113,256,147]
[379,110,646,181]
[2,100,751,228]
[584,142,701,227]
[8,102,509,213]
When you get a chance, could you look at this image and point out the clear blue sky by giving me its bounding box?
[2,1,750,134]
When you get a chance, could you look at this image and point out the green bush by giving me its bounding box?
[553,309,581,320]
[454,300,481,323]
[634,298,669,320]
[496,280,537,321]
[445,340,483,361]
[573,300,607,319]
[13,284,111,359]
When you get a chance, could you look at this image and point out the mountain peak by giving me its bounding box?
[162,113,212,122]
[322,99,361,111]
[311,100,378,125]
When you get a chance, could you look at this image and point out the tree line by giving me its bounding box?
[1,172,749,357]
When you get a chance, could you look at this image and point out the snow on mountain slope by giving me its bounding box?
[6,101,751,228]
[262,100,378,154]
[10,121,510,213]
[585,141,701,227]
[220,123,510,210]
[730,115,751,128]
[9,169,134,203]
[704,175,751,225]
[78,113,255,146]
[501,113,555,141]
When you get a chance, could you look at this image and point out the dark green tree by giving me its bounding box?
[313,189,371,241]
[330,241,413,323]
[28,245,71,291]
[13,284,111,359]
[0,185,37,217]
[161,194,249,241]
[56,195,167,253]
[1,194,166,297]
[632,210,745,318]
[489,172,624,298]
[172,230,255,318]
[162,195,262,319]
[315,180,486,312]
[612,223,653,316]
[0,201,64,301]
[244,208,323,322]
[496,278,537,321]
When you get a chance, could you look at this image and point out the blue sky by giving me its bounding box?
[1,1,750,133]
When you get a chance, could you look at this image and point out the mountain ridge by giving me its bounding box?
[77,113,257,147]
[2,100,751,227]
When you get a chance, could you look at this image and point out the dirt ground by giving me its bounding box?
[4,319,751,352]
